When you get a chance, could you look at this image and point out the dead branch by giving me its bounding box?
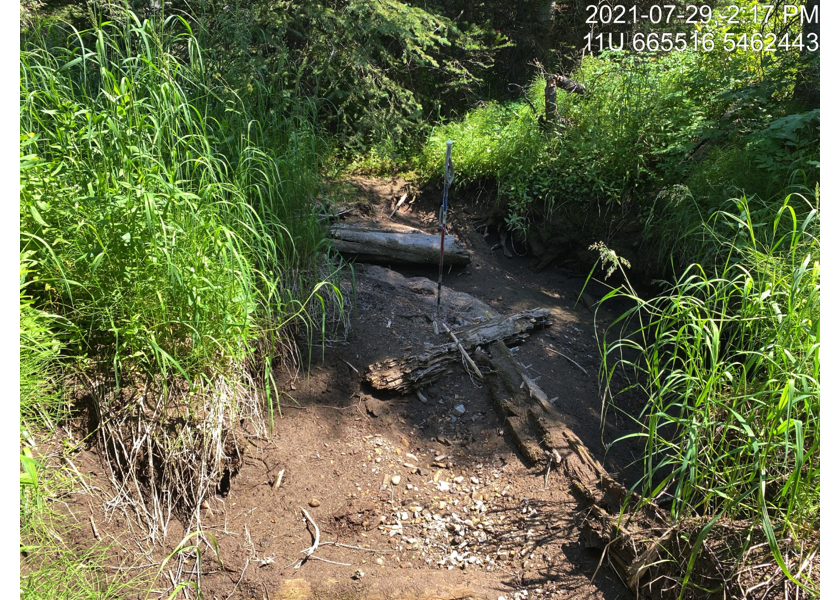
[295,507,321,569]
[389,193,409,218]
[439,320,484,380]
[546,346,589,376]
[366,309,551,393]
[330,223,469,266]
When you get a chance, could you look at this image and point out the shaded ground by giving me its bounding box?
[193,176,644,599]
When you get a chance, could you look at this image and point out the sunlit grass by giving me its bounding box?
[19,8,346,569]
[597,194,819,592]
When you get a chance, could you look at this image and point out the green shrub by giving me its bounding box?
[598,195,819,591]
[20,10,344,534]
[20,13,336,384]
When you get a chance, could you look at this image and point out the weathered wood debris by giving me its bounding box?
[365,308,551,393]
[331,223,469,266]
[484,339,677,596]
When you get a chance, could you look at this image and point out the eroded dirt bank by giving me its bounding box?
[58,177,648,600]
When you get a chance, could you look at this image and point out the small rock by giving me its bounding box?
[375,557,385,566]
[453,403,466,416]
[366,398,386,417]
[352,569,365,580]
[308,498,321,508]
[470,476,480,484]
[391,475,402,485]
[453,476,464,484]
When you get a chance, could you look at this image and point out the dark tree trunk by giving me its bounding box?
[794,0,820,109]
[544,73,585,130]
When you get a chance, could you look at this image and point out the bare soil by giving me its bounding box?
[38,176,656,599]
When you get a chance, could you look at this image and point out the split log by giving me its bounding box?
[330,224,469,266]
[365,309,551,393]
[485,339,675,596]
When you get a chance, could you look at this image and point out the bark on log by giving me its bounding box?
[330,224,470,266]
[485,339,675,596]
[365,309,551,393]
[545,74,559,125]
[555,74,585,95]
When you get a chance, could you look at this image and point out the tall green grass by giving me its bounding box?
[21,12,336,386]
[598,195,819,591]
[20,251,64,435]
[20,9,344,545]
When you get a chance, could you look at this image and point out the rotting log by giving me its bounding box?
[365,309,551,393]
[330,223,470,266]
[485,339,676,596]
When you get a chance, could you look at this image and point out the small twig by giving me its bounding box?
[89,515,101,540]
[341,358,360,374]
[321,541,394,553]
[309,555,351,566]
[225,557,250,600]
[546,346,589,376]
[389,193,408,218]
[273,469,285,489]
[295,507,321,568]
[440,321,483,380]
[591,536,621,583]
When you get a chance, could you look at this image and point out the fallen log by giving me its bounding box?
[485,339,675,596]
[330,223,470,266]
[365,309,551,393]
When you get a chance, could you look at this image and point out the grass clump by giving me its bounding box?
[597,195,819,593]
[21,453,151,599]
[20,9,343,539]
[415,44,818,276]
[20,251,65,436]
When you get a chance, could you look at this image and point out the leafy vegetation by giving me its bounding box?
[182,0,507,164]
[597,195,819,593]
[20,6,343,590]
[20,0,819,596]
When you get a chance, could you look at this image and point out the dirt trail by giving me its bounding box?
[58,176,648,600]
[187,177,645,599]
